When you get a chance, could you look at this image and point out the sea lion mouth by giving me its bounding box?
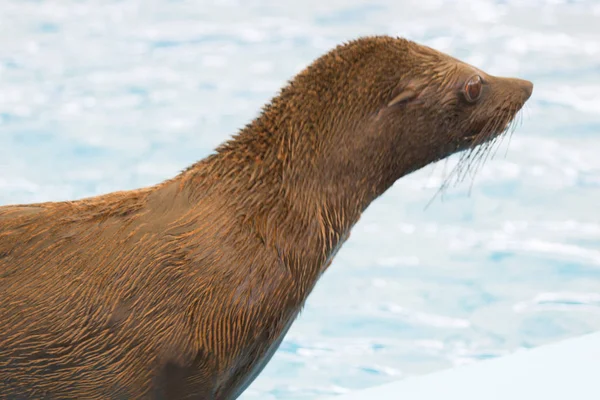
[462,109,520,147]
[463,123,505,143]
[462,124,501,146]
[434,103,525,202]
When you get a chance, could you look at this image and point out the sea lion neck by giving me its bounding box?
[180,96,394,268]
[180,109,376,272]
[180,38,422,244]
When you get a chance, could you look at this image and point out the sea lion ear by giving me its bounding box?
[387,87,418,107]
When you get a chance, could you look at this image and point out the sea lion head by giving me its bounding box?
[258,36,533,198]
[377,40,533,152]
[211,36,532,208]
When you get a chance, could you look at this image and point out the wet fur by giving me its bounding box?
[0,36,532,399]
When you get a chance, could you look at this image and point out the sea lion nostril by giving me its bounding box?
[518,79,533,100]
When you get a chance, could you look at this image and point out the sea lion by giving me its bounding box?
[0,36,532,399]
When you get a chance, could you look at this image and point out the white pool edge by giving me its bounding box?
[321,331,600,400]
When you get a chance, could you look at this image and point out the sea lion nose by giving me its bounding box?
[516,79,533,101]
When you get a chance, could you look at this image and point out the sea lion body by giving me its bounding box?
[0,36,532,399]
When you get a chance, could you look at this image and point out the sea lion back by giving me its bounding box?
[0,192,203,398]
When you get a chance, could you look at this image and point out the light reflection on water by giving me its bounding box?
[1,1,599,398]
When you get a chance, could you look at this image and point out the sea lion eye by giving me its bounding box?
[464,75,482,102]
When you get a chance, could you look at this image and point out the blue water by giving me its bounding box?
[1,0,599,398]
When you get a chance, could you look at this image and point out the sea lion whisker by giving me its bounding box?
[503,104,522,153]
[426,153,460,208]
[471,134,502,183]
[498,106,520,158]
[455,117,499,180]
[441,105,512,194]
[464,141,494,192]
[494,106,516,157]
[483,113,513,164]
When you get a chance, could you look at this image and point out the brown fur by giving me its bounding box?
[0,36,532,399]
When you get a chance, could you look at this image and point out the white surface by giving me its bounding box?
[326,332,600,399]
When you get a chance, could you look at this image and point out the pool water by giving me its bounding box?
[1,1,599,398]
